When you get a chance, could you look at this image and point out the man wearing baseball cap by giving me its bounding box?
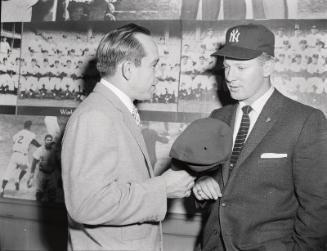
[193,23,327,251]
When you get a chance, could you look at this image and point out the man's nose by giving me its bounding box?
[225,67,237,81]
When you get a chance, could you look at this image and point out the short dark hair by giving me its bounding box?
[24,120,32,129]
[96,23,151,77]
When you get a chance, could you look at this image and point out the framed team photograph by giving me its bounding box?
[56,0,182,21]
[265,19,327,117]
[297,0,327,19]
[18,20,181,114]
[0,23,22,110]
[1,0,58,22]
[0,114,68,202]
[18,22,90,113]
[181,0,327,20]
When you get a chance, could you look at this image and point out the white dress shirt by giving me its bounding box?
[232,86,275,146]
[100,79,140,126]
[100,78,135,114]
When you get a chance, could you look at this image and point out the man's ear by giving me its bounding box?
[263,59,274,77]
[121,61,135,80]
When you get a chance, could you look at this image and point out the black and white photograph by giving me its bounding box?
[1,0,58,22]
[297,0,327,19]
[0,22,22,108]
[267,19,327,116]
[56,0,118,21]
[18,22,90,111]
[56,0,182,21]
[18,21,181,113]
[181,0,327,20]
[0,114,68,202]
[1,2,327,250]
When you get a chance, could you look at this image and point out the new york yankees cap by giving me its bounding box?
[212,23,275,60]
[169,118,233,173]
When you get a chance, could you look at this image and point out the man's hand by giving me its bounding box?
[193,176,222,200]
[161,169,195,199]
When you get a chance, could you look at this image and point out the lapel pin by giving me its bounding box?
[265,117,271,123]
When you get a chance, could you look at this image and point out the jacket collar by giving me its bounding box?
[93,83,154,177]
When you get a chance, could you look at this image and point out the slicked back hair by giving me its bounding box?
[96,23,151,77]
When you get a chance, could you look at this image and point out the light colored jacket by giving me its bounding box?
[61,82,167,251]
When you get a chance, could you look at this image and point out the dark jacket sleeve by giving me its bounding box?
[193,108,231,210]
[292,109,327,251]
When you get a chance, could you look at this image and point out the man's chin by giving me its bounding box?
[230,93,242,101]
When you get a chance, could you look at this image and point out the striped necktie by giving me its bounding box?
[229,105,252,174]
[131,106,141,127]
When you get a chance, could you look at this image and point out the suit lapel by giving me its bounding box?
[211,105,237,186]
[122,109,155,177]
[223,108,236,186]
[93,84,154,177]
[228,90,284,179]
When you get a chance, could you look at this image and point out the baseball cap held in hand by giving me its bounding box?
[212,23,275,59]
[169,118,232,173]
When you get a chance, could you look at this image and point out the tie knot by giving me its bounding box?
[242,105,252,115]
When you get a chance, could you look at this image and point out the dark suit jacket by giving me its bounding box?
[201,90,327,251]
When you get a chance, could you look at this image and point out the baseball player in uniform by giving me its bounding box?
[1,120,40,197]
[27,134,58,202]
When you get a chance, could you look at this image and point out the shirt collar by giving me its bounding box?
[239,86,274,114]
[100,78,135,114]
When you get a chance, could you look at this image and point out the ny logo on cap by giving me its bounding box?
[229,29,240,43]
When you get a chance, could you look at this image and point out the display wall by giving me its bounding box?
[1,0,327,250]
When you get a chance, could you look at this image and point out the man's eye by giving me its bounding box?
[238,66,245,70]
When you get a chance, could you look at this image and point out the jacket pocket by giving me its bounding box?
[258,158,288,169]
